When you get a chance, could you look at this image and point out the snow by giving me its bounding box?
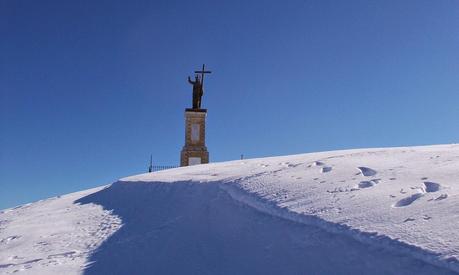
[0,186,122,274]
[1,144,459,274]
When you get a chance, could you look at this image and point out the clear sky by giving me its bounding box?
[1,0,458,209]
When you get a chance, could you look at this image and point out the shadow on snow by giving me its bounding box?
[76,181,454,275]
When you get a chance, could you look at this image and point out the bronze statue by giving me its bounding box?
[188,64,211,110]
[188,75,203,109]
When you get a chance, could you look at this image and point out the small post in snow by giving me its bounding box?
[148,154,153,173]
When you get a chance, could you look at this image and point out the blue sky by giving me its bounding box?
[1,0,458,209]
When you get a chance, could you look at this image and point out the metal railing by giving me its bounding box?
[149,165,179,172]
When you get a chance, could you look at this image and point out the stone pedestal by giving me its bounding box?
[180,109,209,166]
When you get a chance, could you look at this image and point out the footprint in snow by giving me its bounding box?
[394,182,441,208]
[321,166,332,173]
[355,179,381,189]
[393,193,424,207]
[0,235,20,244]
[358,181,374,188]
[35,241,49,246]
[434,194,448,201]
[47,251,78,259]
[279,162,299,167]
[423,215,432,220]
[357,167,377,177]
[313,161,324,166]
[423,181,441,193]
[285,162,301,168]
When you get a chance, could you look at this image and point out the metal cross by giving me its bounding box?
[194,64,212,87]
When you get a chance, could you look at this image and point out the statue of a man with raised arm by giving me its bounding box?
[188,75,203,109]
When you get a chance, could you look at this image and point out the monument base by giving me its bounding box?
[180,149,209,166]
[180,109,209,166]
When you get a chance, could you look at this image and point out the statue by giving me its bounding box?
[188,75,203,109]
[187,64,211,110]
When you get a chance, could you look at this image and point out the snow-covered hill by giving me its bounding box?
[1,144,459,274]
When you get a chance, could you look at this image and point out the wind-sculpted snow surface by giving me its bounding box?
[0,187,121,275]
[1,144,459,274]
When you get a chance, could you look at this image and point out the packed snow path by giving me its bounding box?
[1,144,458,274]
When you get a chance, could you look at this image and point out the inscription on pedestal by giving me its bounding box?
[189,157,202,165]
[191,124,200,142]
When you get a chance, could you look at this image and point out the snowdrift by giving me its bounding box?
[1,144,458,274]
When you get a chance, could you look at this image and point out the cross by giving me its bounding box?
[194,64,212,87]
